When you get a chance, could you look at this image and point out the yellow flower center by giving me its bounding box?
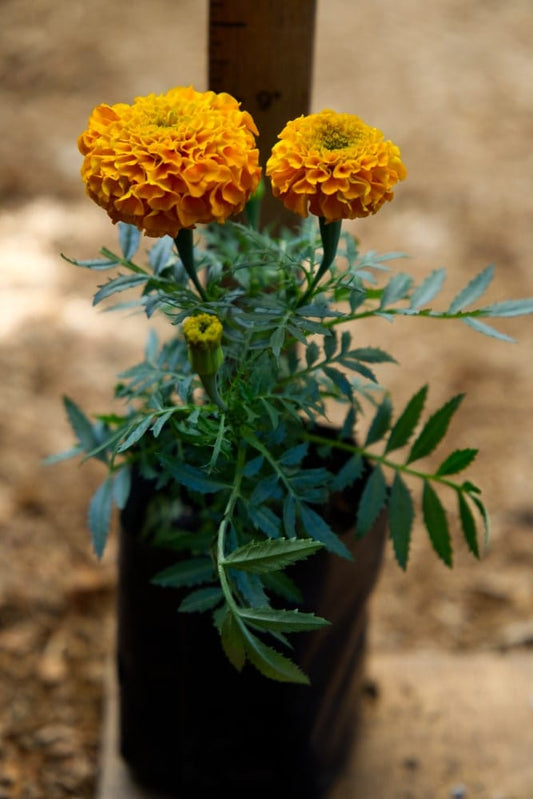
[312,118,365,152]
[182,314,223,350]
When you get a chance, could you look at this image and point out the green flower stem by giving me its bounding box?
[297,217,342,307]
[217,444,246,614]
[244,178,265,231]
[174,228,207,301]
[199,373,228,412]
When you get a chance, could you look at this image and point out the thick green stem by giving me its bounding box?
[217,444,246,612]
[174,228,208,300]
[297,217,342,307]
[244,179,265,231]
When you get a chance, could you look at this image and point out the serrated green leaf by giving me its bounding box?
[447,264,494,313]
[159,458,228,494]
[388,473,414,570]
[461,480,482,495]
[244,630,309,684]
[220,608,246,671]
[436,448,478,476]
[470,494,490,551]
[248,504,282,538]
[118,222,141,260]
[379,273,413,308]
[356,466,388,537]
[279,443,308,466]
[385,385,428,454]
[239,607,330,633]
[365,395,392,446]
[461,317,515,342]
[298,503,352,559]
[322,366,352,398]
[262,571,302,603]
[63,396,104,460]
[407,394,464,464]
[409,268,446,310]
[323,330,337,359]
[88,478,114,559]
[117,415,154,453]
[93,274,148,306]
[152,558,214,588]
[178,586,224,613]
[42,445,83,466]
[478,298,533,317]
[341,405,356,439]
[250,474,281,505]
[305,340,320,367]
[61,254,116,270]
[458,493,479,559]
[283,495,296,538]
[112,466,131,510]
[331,454,364,492]
[259,398,280,430]
[348,347,396,364]
[233,571,269,609]
[269,325,285,357]
[422,481,452,566]
[222,538,323,574]
[346,360,378,383]
[340,329,352,354]
[151,409,175,438]
[148,235,174,274]
[242,455,264,478]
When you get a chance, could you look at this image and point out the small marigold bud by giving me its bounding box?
[182,314,224,376]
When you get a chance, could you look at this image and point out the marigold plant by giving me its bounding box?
[54,89,533,684]
[78,86,262,237]
[266,109,406,221]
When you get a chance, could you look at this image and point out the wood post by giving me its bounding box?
[208,0,317,228]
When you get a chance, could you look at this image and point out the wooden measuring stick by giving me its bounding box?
[208,0,317,227]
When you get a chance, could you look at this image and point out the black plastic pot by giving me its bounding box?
[117,428,387,797]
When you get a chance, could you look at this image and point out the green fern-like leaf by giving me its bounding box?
[222,538,323,574]
[220,608,247,672]
[356,465,388,537]
[239,607,330,633]
[457,493,480,559]
[244,630,310,684]
[422,481,452,566]
[178,586,224,613]
[152,558,215,588]
[388,473,414,570]
[407,394,464,465]
[436,448,478,476]
[88,478,114,559]
[385,386,428,454]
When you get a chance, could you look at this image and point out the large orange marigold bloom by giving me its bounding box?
[266,110,406,222]
[78,87,262,237]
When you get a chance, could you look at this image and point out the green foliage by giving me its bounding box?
[54,216,533,682]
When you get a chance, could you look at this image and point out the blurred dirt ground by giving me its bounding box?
[1,1,532,797]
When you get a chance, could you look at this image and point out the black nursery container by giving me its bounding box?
[117,429,387,798]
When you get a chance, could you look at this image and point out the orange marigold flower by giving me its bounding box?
[266,110,407,222]
[78,87,262,237]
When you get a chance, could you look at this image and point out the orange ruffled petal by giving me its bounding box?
[266,110,406,222]
[78,86,262,237]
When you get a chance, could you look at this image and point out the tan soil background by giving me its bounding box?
[1,1,532,797]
